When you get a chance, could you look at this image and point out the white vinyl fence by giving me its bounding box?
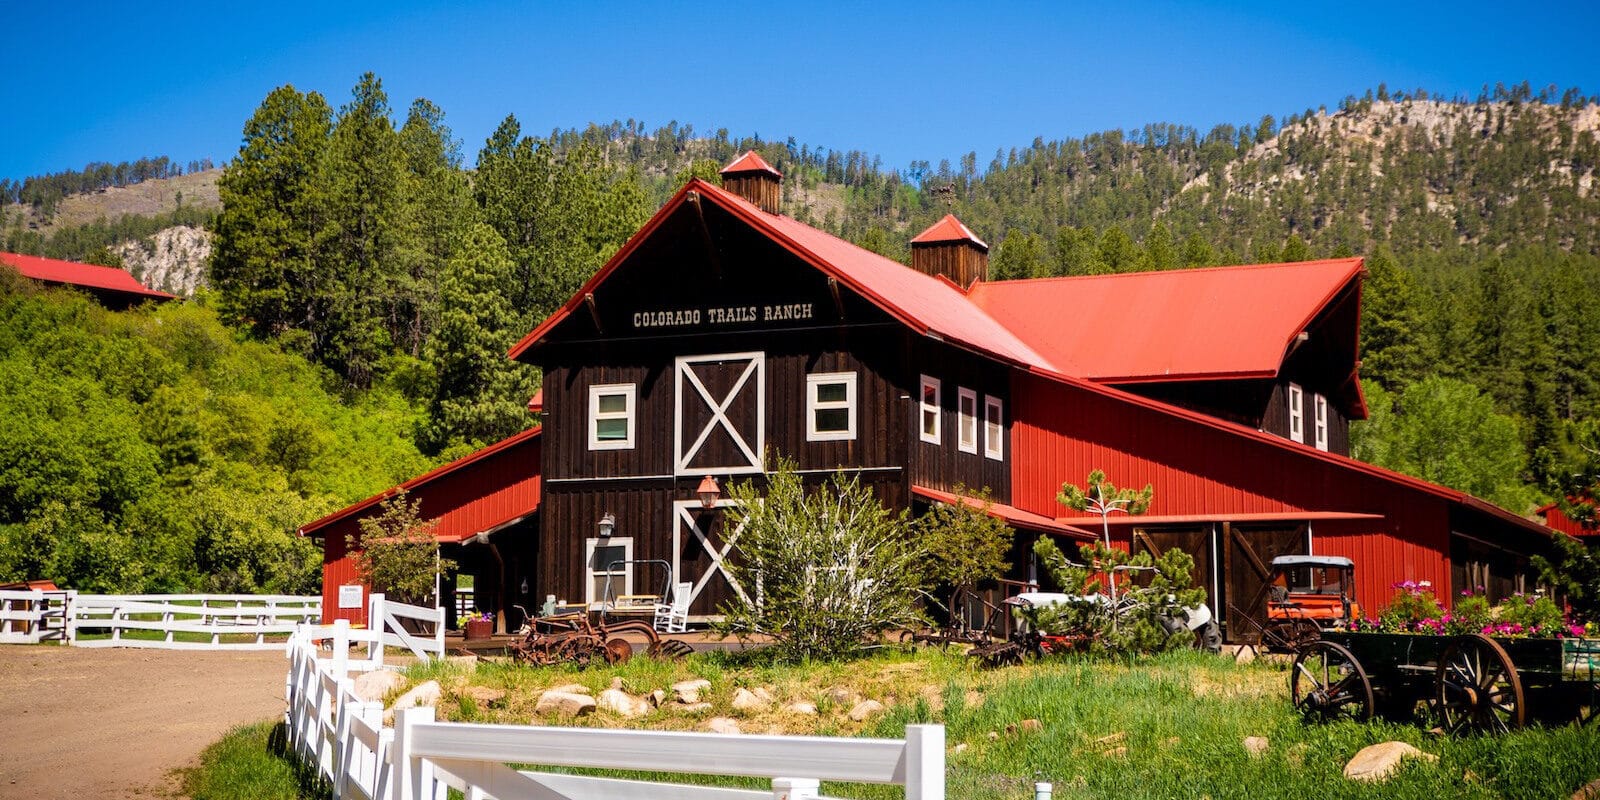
[67,593,322,649]
[285,625,945,800]
[0,589,73,644]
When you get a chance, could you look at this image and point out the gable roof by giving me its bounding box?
[965,258,1363,384]
[0,251,176,304]
[508,180,1054,369]
[911,214,989,250]
[721,151,781,177]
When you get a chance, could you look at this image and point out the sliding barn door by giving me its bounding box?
[675,352,765,475]
[1223,524,1309,643]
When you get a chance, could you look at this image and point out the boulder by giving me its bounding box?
[352,670,407,703]
[847,699,885,722]
[390,681,442,712]
[707,716,742,734]
[673,679,712,704]
[679,702,713,714]
[782,701,818,715]
[1243,736,1269,756]
[597,688,650,718]
[1343,741,1438,782]
[650,689,668,708]
[732,688,772,713]
[827,687,858,706]
[535,690,596,718]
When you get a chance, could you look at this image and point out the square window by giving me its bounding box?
[958,388,978,453]
[584,537,633,607]
[984,396,1004,460]
[806,372,857,441]
[589,384,636,450]
[920,376,941,444]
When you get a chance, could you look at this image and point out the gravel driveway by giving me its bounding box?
[0,645,288,799]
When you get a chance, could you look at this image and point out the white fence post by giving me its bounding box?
[905,724,945,800]
[392,707,433,800]
[772,777,820,799]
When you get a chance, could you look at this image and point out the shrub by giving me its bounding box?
[1028,537,1206,655]
[714,457,928,662]
[353,491,453,606]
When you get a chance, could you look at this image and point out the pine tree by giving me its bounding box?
[1359,248,1430,390]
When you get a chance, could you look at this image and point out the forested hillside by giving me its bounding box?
[4,76,1600,593]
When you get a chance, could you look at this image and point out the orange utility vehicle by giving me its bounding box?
[1264,555,1361,650]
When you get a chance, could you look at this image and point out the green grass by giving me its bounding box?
[182,721,327,800]
[190,651,1600,800]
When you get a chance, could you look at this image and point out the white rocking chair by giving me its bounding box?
[654,581,691,634]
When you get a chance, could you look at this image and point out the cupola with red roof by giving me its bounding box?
[719,151,782,214]
[910,214,989,287]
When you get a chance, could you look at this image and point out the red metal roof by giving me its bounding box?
[527,388,543,414]
[966,259,1363,383]
[298,426,542,539]
[911,214,989,250]
[1056,511,1385,526]
[721,151,781,177]
[509,180,1054,369]
[912,485,1094,539]
[0,251,176,302]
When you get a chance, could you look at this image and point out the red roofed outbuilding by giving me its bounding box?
[1,251,176,308]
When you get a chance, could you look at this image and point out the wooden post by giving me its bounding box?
[904,724,945,800]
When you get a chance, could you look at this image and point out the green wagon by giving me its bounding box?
[1290,631,1600,734]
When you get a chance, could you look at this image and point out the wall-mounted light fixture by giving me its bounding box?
[598,512,616,537]
[697,475,722,508]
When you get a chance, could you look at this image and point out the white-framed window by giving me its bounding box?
[584,536,633,607]
[588,383,636,450]
[919,375,941,444]
[1287,382,1304,444]
[957,387,978,453]
[984,395,1005,460]
[806,372,857,441]
[1314,393,1329,451]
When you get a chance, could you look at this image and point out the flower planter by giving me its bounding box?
[464,618,494,641]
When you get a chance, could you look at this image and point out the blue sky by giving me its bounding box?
[4,1,1598,180]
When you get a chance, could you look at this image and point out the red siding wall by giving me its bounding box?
[1011,372,1453,613]
[315,432,542,624]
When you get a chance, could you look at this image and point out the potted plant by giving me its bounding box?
[459,611,494,640]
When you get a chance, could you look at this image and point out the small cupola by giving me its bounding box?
[911,214,989,287]
[720,151,783,214]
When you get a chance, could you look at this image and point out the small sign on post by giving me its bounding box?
[338,584,364,610]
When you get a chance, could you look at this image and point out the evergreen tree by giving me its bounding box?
[1359,248,1430,389]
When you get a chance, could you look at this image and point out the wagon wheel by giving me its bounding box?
[604,637,634,665]
[649,639,695,661]
[1291,641,1374,722]
[1435,633,1525,734]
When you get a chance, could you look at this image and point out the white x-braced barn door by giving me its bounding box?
[673,501,749,610]
[674,352,765,475]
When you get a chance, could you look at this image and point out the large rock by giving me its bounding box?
[673,679,712,704]
[390,681,442,712]
[679,702,713,714]
[782,701,818,715]
[732,688,773,713]
[352,670,407,703]
[598,688,650,718]
[847,699,885,722]
[707,716,742,734]
[1343,741,1438,782]
[536,690,597,718]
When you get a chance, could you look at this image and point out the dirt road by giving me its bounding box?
[0,645,287,799]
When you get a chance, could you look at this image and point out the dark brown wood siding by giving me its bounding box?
[911,242,988,288]
[906,337,1012,502]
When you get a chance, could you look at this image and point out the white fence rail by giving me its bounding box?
[285,625,944,800]
[0,589,74,644]
[368,594,444,661]
[66,593,322,649]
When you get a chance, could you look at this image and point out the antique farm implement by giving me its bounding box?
[508,612,694,666]
[1291,630,1600,733]
[1230,555,1359,654]
[972,584,1220,667]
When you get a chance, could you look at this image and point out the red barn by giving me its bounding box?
[306,152,1552,641]
[1,251,176,308]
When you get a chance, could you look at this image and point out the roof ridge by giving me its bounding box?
[970,257,1363,289]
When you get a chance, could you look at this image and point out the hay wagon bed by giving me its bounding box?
[1290,631,1600,734]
